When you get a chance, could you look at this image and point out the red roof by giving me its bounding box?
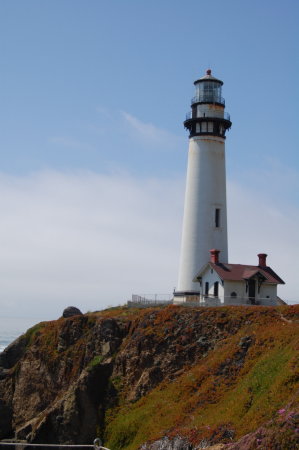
[199,263,285,285]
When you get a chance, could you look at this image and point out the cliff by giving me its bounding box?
[0,305,298,449]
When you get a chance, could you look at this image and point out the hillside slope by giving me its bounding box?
[0,305,298,449]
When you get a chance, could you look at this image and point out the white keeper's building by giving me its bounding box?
[193,250,284,306]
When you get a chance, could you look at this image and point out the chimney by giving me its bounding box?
[210,249,220,264]
[258,253,268,267]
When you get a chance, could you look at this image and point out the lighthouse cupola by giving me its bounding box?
[184,69,231,139]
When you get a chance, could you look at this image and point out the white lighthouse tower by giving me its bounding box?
[174,70,232,302]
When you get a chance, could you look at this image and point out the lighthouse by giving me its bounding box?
[174,70,232,302]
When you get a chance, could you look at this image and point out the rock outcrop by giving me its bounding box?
[0,305,298,449]
[62,306,83,318]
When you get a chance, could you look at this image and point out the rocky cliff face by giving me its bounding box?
[0,305,298,449]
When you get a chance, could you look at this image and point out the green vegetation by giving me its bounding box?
[103,306,299,449]
[110,376,123,391]
[88,355,104,369]
[25,322,45,345]
[5,304,298,449]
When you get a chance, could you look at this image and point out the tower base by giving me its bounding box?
[173,290,200,304]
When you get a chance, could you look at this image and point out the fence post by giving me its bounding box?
[93,438,101,450]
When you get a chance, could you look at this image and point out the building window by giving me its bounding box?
[205,282,209,295]
[214,281,219,297]
[231,292,237,298]
[215,208,220,227]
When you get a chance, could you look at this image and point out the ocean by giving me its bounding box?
[0,317,43,353]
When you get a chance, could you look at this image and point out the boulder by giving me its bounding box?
[62,307,83,318]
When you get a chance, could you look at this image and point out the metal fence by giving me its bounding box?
[0,438,110,450]
[128,294,296,308]
[191,94,225,105]
[132,294,172,301]
[185,111,230,120]
[174,295,281,307]
[129,294,284,308]
[128,294,173,308]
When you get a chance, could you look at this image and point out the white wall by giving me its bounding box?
[200,265,224,302]
[259,284,277,302]
[177,135,228,293]
[224,280,245,300]
[224,279,278,304]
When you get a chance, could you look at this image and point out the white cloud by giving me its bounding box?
[121,111,182,148]
[0,171,184,319]
[0,167,297,321]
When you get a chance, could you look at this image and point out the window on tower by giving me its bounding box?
[215,208,220,227]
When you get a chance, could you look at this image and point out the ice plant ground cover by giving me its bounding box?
[0,305,298,449]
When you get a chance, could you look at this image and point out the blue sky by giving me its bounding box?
[0,1,298,318]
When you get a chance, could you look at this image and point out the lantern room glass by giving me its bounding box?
[195,81,222,103]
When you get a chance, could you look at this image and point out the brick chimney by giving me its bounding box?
[258,253,268,267]
[210,249,220,264]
